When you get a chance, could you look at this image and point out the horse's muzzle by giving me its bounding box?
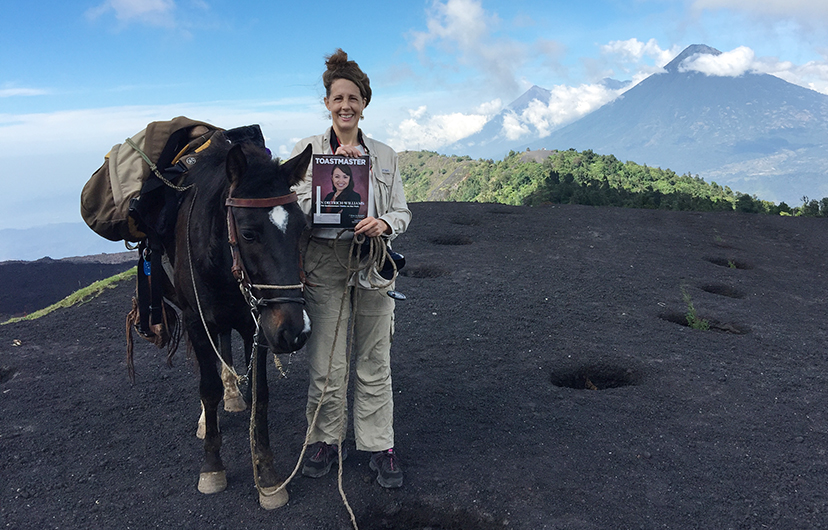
[260,305,310,353]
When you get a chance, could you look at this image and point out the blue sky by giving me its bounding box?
[2,0,828,236]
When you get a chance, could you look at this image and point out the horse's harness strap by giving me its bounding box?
[225,192,298,208]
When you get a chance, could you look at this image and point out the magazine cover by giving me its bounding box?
[311,154,370,228]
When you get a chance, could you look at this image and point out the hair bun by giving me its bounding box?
[322,49,372,107]
[325,48,350,71]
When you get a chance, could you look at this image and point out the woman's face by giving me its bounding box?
[325,78,365,136]
[332,168,350,191]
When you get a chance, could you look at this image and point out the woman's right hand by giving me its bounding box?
[335,145,361,157]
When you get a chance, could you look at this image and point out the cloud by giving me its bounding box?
[754,55,828,94]
[0,100,328,229]
[474,99,503,116]
[385,105,491,151]
[86,0,177,27]
[589,39,682,88]
[680,46,755,76]
[514,84,620,138]
[501,112,530,141]
[0,87,49,97]
[601,38,678,68]
[691,0,828,22]
[674,46,828,94]
[408,0,533,95]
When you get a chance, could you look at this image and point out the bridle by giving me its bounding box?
[225,189,306,307]
[194,186,309,382]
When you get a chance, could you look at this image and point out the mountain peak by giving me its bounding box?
[664,44,721,73]
[508,85,551,111]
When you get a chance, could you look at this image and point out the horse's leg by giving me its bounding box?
[193,330,227,494]
[250,343,289,510]
[197,333,242,439]
[196,401,209,439]
[220,332,247,412]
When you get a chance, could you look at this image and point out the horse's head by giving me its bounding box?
[225,143,313,352]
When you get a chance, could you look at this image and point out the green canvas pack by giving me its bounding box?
[80,116,220,242]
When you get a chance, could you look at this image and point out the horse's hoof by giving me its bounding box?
[198,471,227,494]
[223,395,247,412]
[259,484,289,510]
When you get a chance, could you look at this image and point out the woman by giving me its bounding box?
[322,164,362,225]
[290,49,411,489]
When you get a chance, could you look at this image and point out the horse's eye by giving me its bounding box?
[240,231,257,242]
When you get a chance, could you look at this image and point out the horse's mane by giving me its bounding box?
[190,141,287,203]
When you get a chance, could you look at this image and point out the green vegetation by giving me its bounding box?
[399,148,828,216]
[398,150,477,201]
[2,267,136,324]
[681,286,710,331]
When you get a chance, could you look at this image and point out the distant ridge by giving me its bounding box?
[0,223,129,262]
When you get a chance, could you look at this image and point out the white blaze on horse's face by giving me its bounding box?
[269,206,289,233]
[302,310,311,334]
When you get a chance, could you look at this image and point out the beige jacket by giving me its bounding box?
[290,128,411,241]
[290,129,412,289]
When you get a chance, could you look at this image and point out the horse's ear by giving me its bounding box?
[281,144,313,187]
[226,144,248,186]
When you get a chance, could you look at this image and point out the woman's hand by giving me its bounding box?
[355,217,390,238]
[335,145,362,157]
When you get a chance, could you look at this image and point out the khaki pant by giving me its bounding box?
[303,237,395,452]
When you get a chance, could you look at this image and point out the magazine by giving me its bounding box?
[310,154,370,228]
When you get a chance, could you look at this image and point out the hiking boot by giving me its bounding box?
[302,442,347,478]
[369,448,403,488]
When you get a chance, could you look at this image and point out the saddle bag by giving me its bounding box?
[82,117,224,380]
[80,116,220,242]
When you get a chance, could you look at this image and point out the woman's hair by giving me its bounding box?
[331,164,355,192]
[323,48,371,107]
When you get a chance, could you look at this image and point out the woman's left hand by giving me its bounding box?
[355,217,390,238]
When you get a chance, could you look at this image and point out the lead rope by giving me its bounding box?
[269,231,398,530]
[185,186,241,382]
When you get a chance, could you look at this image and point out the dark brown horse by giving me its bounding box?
[164,128,312,509]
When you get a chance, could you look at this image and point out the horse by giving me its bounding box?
[161,127,313,509]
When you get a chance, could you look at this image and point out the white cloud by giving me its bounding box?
[691,0,828,21]
[86,0,176,27]
[0,87,49,97]
[409,0,529,94]
[474,99,503,116]
[385,106,489,151]
[515,84,620,138]
[680,46,756,76]
[0,100,327,229]
[749,54,828,94]
[601,38,678,69]
[673,46,828,94]
[501,112,530,141]
[594,38,682,87]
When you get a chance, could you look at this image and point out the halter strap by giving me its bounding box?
[225,190,304,303]
[225,192,298,209]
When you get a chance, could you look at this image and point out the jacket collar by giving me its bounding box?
[326,127,371,156]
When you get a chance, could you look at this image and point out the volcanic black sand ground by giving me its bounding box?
[2,201,828,530]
